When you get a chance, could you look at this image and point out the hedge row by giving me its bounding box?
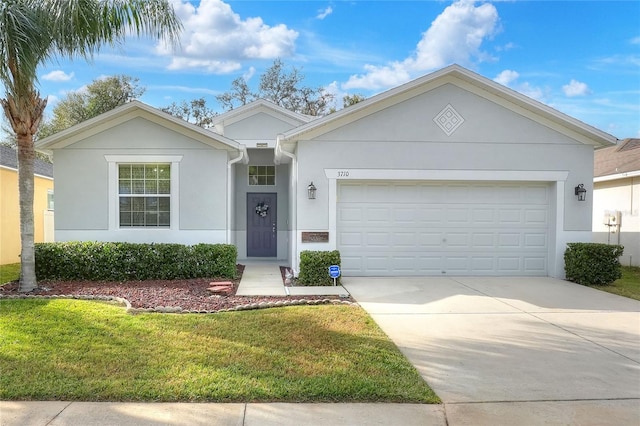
[564,242,623,286]
[297,250,341,286]
[35,242,237,281]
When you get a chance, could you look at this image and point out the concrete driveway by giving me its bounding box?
[343,276,640,424]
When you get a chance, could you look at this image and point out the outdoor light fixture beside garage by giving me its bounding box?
[575,184,587,201]
[307,182,317,199]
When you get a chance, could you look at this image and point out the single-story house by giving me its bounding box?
[592,138,639,266]
[0,145,54,265]
[37,64,616,278]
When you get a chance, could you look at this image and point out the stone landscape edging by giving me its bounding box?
[0,293,357,314]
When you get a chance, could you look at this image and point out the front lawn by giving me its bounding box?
[0,263,20,284]
[0,299,439,403]
[590,265,640,301]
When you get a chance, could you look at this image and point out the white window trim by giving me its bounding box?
[105,155,183,231]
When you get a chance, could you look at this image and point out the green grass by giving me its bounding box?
[0,263,20,284]
[0,299,439,403]
[590,266,640,301]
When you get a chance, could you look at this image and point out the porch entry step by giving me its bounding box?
[207,281,234,295]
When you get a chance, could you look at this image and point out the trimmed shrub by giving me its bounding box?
[564,243,623,286]
[35,242,237,281]
[297,250,341,286]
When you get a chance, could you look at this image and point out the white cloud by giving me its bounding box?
[630,36,640,45]
[158,0,298,73]
[493,69,545,101]
[41,70,74,82]
[562,79,590,97]
[493,69,519,86]
[242,66,256,82]
[317,6,333,20]
[343,0,499,90]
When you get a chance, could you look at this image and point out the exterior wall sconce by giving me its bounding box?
[574,184,587,201]
[307,182,317,199]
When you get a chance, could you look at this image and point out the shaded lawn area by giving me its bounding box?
[590,266,640,301]
[0,299,439,403]
[0,263,20,284]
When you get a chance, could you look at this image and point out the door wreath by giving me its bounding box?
[255,202,269,217]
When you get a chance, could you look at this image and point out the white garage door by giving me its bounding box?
[337,181,550,276]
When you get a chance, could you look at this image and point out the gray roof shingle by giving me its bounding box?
[0,144,53,178]
[594,138,640,178]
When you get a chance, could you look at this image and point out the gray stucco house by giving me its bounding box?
[37,64,616,278]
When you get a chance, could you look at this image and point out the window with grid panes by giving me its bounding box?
[118,164,170,227]
[248,165,275,185]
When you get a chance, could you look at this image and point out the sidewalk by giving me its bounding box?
[235,260,349,297]
[0,401,445,426]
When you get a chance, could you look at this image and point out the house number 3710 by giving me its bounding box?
[337,170,350,177]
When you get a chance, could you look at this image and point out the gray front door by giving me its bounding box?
[247,193,277,257]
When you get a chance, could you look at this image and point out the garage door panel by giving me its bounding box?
[524,257,546,273]
[525,233,547,248]
[498,257,521,272]
[337,181,550,276]
[524,209,548,225]
[393,232,417,246]
[367,232,389,246]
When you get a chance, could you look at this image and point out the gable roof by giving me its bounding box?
[0,144,53,178]
[279,64,617,148]
[210,98,314,130]
[594,138,640,180]
[36,100,245,155]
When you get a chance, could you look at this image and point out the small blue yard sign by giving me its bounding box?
[329,265,340,286]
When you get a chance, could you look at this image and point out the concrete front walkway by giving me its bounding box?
[236,260,349,297]
[343,276,640,425]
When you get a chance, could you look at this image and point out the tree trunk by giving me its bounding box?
[17,135,37,291]
[1,91,47,292]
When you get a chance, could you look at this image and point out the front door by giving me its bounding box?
[247,193,277,257]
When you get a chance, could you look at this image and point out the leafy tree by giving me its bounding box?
[161,97,217,128]
[0,0,181,292]
[216,77,253,112]
[343,93,366,108]
[328,93,367,114]
[216,59,334,116]
[38,75,144,139]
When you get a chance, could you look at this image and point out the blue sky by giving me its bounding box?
[36,0,640,139]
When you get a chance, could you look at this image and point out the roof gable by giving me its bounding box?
[281,64,616,148]
[36,100,241,153]
[211,99,314,132]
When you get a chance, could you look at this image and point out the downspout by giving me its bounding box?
[227,146,247,244]
[275,134,298,272]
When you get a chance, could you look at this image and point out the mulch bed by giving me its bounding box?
[0,264,353,313]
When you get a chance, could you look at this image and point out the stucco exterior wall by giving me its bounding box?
[296,84,595,230]
[593,177,639,266]
[53,117,231,245]
[0,168,54,264]
[223,113,300,140]
[290,83,597,278]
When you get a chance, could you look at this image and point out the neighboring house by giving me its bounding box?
[37,64,616,278]
[0,145,54,265]
[592,138,639,267]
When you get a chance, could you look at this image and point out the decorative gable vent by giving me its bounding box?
[434,104,464,136]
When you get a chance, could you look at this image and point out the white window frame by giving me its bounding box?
[47,189,54,211]
[248,164,276,186]
[105,155,182,231]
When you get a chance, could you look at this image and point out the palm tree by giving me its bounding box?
[0,0,182,292]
